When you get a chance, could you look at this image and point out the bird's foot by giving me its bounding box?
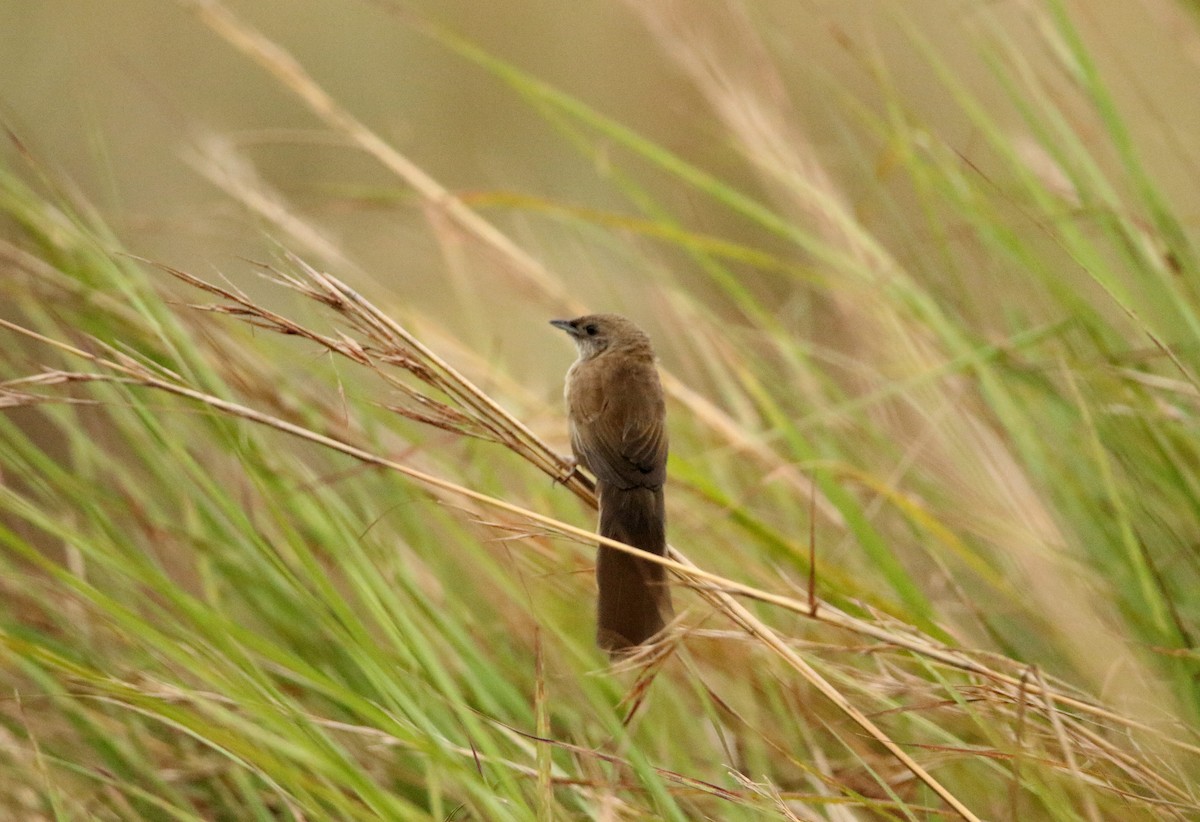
[553,456,580,487]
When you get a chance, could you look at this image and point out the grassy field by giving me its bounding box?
[2,1,1199,819]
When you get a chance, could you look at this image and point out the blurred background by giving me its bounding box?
[4,1,1194,335]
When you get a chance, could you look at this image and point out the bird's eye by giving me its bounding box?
[585,324,598,336]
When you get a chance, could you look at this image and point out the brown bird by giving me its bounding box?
[551,314,672,653]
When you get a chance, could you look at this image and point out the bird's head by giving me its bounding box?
[550,314,652,361]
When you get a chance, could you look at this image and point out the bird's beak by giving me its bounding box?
[549,319,578,336]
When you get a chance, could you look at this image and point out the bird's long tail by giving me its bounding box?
[595,484,672,653]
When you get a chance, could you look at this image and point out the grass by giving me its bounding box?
[2,1,1199,819]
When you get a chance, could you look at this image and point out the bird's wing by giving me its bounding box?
[569,359,667,490]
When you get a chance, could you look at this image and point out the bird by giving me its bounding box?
[550,313,672,654]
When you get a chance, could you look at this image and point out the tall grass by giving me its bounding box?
[2,1,1198,819]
